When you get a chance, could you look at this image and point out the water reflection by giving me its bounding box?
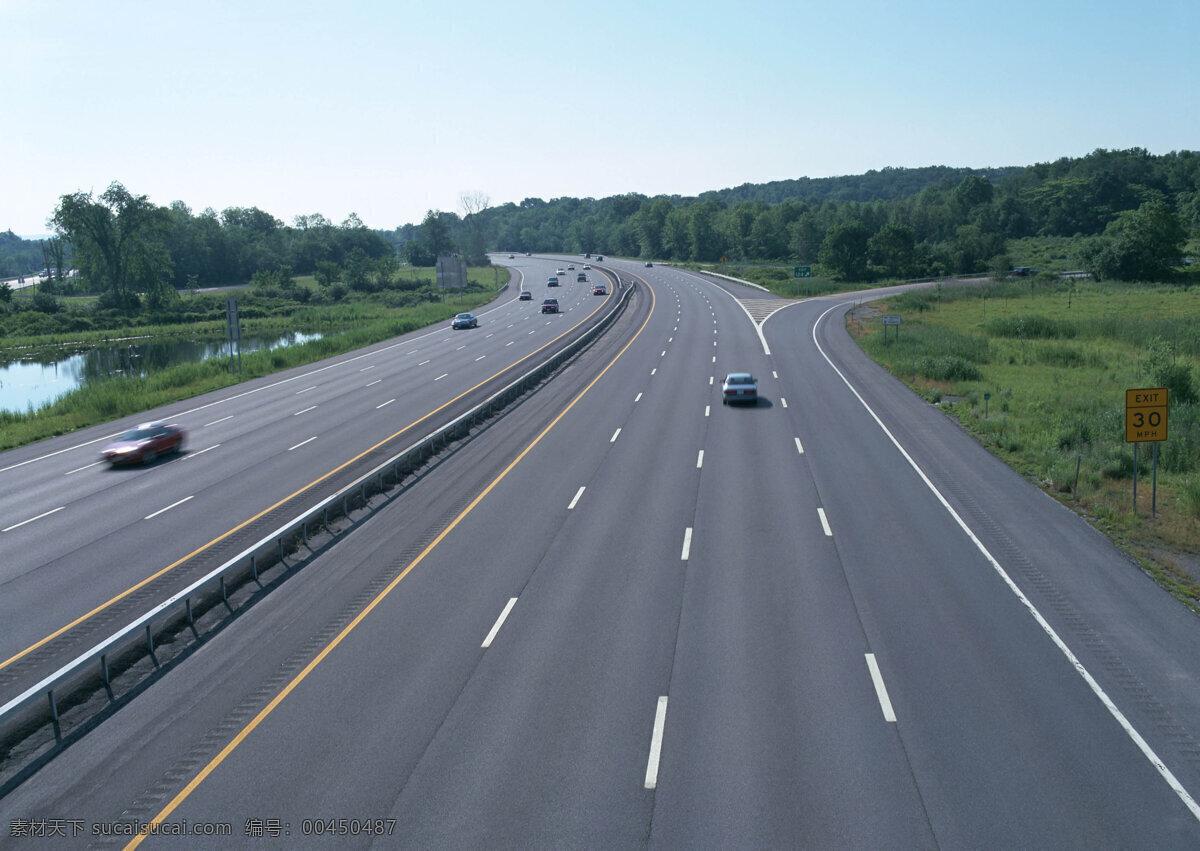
[0,331,323,414]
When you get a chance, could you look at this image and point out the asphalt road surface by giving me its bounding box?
[3,258,1200,847]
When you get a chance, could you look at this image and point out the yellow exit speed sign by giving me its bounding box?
[1125,387,1168,442]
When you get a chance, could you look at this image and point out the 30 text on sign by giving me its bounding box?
[1125,387,1169,442]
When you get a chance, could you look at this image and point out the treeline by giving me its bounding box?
[407,148,1198,282]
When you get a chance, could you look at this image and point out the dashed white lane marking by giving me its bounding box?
[794,437,805,455]
[818,508,832,536]
[610,428,621,443]
[204,415,233,427]
[293,406,317,416]
[376,399,396,409]
[696,450,704,469]
[681,527,693,560]
[481,598,518,648]
[3,506,65,532]
[145,495,194,520]
[645,696,669,789]
[568,486,586,510]
[866,654,897,722]
[288,436,317,451]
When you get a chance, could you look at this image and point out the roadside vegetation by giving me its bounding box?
[852,276,1200,610]
[0,267,505,452]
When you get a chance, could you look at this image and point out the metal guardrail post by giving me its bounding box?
[47,691,57,724]
[145,624,154,654]
[186,598,193,625]
[101,654,109,686]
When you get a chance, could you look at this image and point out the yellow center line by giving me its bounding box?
[125,277,654,848]
[1,294,612,674]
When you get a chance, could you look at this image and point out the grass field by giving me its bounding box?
[852,276,1200,610]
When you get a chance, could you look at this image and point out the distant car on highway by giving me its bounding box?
[583,264,590,270]
[507,254,514,259]
[101,422,186,466]
[644,261,653,267]
[556,268,565,276]
[548,277,559,287]
[592,284,607,295]
[567,264,575,270]
[577,272,587,282]
[596,255,604,261]
[721,373,758,405]
[518,290,532,300]
[541,298,560,314]
[452,312,479,329]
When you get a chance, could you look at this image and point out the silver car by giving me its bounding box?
[721,372,758,405]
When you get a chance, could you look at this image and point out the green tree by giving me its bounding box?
[419,209,456,259]
[314,260,340,287]
[819,221,870,280]
[1082,199,1188,281]
[51,182,172,310]
[868,222,916,278]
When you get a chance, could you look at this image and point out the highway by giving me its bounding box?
[0,260,617,698]
[3,258,1200,846]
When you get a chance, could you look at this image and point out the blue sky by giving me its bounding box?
[2,0,1196,237]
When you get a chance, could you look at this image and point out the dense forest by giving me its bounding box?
[2,148,1197,314]
[447,149,1198,282]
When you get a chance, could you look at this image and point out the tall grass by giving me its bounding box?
[854,278,1200,574]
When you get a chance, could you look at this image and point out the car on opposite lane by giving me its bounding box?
[452,312,479,329]
[541,298,560,314]
[101,422,186,466]
[721,373,758,405]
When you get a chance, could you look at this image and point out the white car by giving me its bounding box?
[721,373,758,405]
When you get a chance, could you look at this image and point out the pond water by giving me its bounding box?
[0,331,323,414]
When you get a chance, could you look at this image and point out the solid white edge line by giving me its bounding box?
[145,495,194,520]
[812,300,1200,822]
[288,436,317,451]
[568,486,586,510]
[817,507,832,536]
[644,695,669,789]
[681,527,693,560]
[865,653,897,722]
[481,597,518,648]
[3,506,65,532]
[794,437,805,455]
[610,428,621,443]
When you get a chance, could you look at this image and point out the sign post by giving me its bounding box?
[1125,387,1168,515]
[882,314,901,344]
[793,265,812,298]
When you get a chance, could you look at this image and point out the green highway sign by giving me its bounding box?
[793,266,812,278]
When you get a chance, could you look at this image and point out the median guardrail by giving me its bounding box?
[0,276,637,789]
